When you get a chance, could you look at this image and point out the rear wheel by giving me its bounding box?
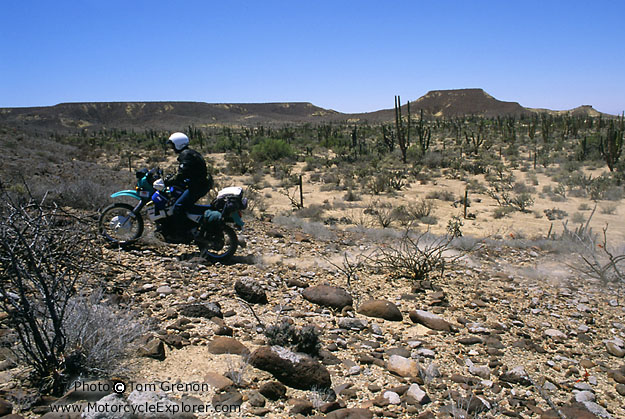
[98,203,144,245]
[198,225,238,262]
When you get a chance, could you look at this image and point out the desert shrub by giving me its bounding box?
[365,200,395,228]
[544,208,568,220]
[366,173,388,195]
[420,215,438,225]
[487,168,534,212]
[411,198,434,219]
[493,206,515,219]
[426,190,456,201]
[571,212,586,224]
[446,215,464,237]
[296,204,325,221]
[64,292,152,377]
[600,203,618,215]
[251,138,295,162]
[226,152,254,175]
[264,319,321,356]
[375,231,462,281]
[578,202,591,211]
[0,185,106,393]
[343,189,361,202]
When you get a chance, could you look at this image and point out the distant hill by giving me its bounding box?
[0,90,608,132]
[0,101,340,133]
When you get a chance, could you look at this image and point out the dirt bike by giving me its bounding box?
[98,168,247,262]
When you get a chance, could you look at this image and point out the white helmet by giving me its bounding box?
[167,132,189,151]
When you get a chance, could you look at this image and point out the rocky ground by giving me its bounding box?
[1,217,625,418]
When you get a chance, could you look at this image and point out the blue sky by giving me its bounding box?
[1,1,623,114]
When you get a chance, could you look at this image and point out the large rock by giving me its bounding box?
[178,302,222,319]
[405,383,431,405]
[249,346,331,390]
[234,277,268,304]
[409,310,451,331]
[500,366,531,386]
[302,285,353,310]
[357,300,403,321]
[387,355,421,378]
[325,408,374,419]
[605,339,625,357]
[0,398,12,416]
[207,337,249,355]
[136,336,166,361]
[259,381,287,400]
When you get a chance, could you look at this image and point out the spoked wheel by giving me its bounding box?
[198,225,238,262]
[98,203,144,245]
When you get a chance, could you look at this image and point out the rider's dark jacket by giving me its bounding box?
[166,148,212,190]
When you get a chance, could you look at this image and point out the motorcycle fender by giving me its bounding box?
[111,190,141,200]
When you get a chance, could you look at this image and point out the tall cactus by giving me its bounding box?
[394,96,408,163]
[600,115,624,172]
[415,109,431,156]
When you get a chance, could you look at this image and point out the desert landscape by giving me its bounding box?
[1,89,624,418]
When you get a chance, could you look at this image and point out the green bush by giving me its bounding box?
[251,138,295,162]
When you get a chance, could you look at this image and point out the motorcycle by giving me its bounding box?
[98,168,247,262]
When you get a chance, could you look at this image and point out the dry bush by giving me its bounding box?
[374,230,465,282]
[0,184,102,393]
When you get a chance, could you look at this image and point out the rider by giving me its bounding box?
[165,132,213,241]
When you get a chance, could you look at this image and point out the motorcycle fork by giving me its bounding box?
[132,199,148,214]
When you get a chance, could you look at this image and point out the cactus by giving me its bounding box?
[394,95,408,163]
[600,115,624,172]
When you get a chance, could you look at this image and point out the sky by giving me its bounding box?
[1,0,624,114]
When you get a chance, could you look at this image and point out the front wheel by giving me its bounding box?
[198,225,238,262]
[98,203,144,245]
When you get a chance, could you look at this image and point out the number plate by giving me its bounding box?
[139,190,150,198]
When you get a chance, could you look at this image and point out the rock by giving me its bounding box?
[247,390,266,407]
[325,408,373,419]
[156,285,173,295]
[302,285,353,310]
[405,383,430,405]
[204,372,234,392]
[249,346,331,390]
[0,398,12,416]
[387,355,421,377]
[615,383,625,396]
[82,394,132,419]
[457,336,483,345]
[500,366,531,386]
[581,401,611,418]
[386,347,411,358]
[234,277,268,304]
[382,391,401,405]
[409,310,451,331]
[357,300,403,321]
[544,329,568,340]
[468,363,491,379]
[178,302,222,319]
[259,381,286,400]
[575,391,596,403]
[287,278,308,288]
[541,402,599,418]
[207,337,249,355]
[212,390,243,410]
[288,398,313,415]
[136,337,166,361]
[320,400,344,414]
[338,317,368,330]
[605,339,625,357]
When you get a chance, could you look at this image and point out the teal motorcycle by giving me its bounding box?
[98,168,247,262]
